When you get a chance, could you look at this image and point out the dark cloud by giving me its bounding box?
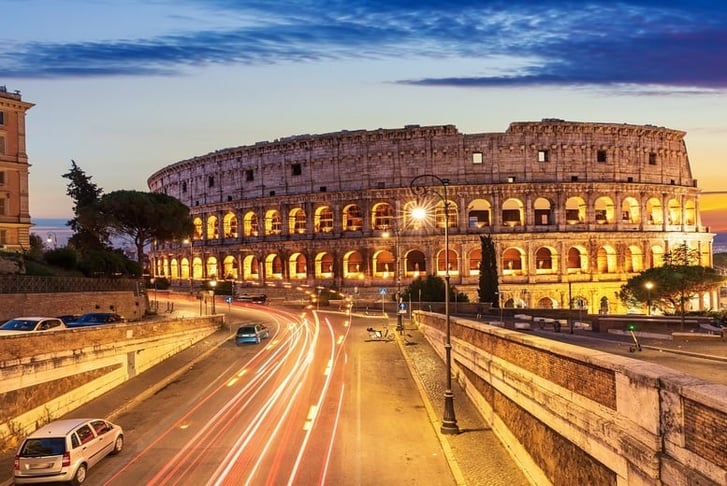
[1,0,726,91]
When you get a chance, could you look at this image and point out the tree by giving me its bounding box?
[618,243,724,318]
[478,233,499,306]
[62,160,109,253]
[97,190,194,266]
[401,274,468,303]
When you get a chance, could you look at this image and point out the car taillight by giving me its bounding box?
[62,452,71,467]
[14,455,19,471]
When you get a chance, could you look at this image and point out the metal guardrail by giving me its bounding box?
[0,275,138,294]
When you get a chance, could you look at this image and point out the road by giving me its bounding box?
[55,296,454,485]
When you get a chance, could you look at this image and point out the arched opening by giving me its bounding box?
[315,206,334,233]
[501,198,523,227]
[289,208,307,234]
[343,204,363,232]
[467,199,491,228]
[372,203,394,230]
[223,212,238,238]
[533,197,553,225]
[243,211,259,237]
[565,197,586,224]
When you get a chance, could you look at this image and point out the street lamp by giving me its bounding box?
[210,279,217,314]
[46,233,58,249]
[183,237,193,287]
[645,281,654,316]
[382,226,403,333]
[410,174,459,435]
[150,278,157,310]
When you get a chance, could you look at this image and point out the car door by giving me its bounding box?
[89,420,115,458]
[74,423,104,467]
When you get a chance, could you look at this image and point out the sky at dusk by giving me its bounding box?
[2,0,727,228]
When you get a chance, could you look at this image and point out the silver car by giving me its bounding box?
[0,317,66,335]
[14,418,123,485]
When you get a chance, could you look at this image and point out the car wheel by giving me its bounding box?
[111,435,124,454]
[71,464,87,485]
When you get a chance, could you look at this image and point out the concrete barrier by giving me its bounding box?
[0,316,222,450]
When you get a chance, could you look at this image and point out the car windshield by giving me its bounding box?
[237,326,257,334]
[20,438,66,457]
[76,314,107,323]
[0,319,37,331]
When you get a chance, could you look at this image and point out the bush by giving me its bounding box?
[44,247,80,270]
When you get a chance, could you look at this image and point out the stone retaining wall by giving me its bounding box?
[414,312,727,486]
[0,316,222,450]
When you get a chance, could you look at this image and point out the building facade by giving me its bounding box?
[0,87,33,251]
[147,120,715,313]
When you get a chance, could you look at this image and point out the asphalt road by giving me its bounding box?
[2,298,456,485]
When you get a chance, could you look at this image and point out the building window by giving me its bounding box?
[0,171,4,185]
[182,181,187,193]
[472,152,483,164]
[0,198,5,216]
[597,150,607,162]
[245,169,254,181]
[0,136,5,155]
[0,229,6,245]
[208,176,214,188]
[0,111,4,125]
[537,150,549,162]
[292,163,302,176]
[648,152,657,165]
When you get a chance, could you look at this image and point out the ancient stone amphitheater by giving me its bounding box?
[147,119,715,313]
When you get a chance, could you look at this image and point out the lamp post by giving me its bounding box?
[645,281,654,316]
[150,278,157,311]
[410,174,459,435]
[46,233,57,249]
[383,225,403,333]
[210,279,217,314]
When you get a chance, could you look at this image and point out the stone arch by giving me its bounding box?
[222,255,238,279]
[192,217,203,239]
[533,197,554,225]
[170,258,179,280]
[243,211,259,237]
[683,199,696,226]
[205,256,218,279]
[436,248,458,274]
[374,249,395,277]
[343,204,363,232]
[594,196,614,224]
[467,199,491,228]
[315,206,334,233]
[406,250,426,276]
[265,253,283,279]
[624,245,643,273]
[646,197,662,224]
[501,198,524,227]
[343,250,365,278]
[206,215,219,239]
[288,252,307,279]
[315,252,335,277]
[565,196,586,224]
[502,247,524,274]
[667,198,682,225]
[265,209,282,235]
[242,254,259,281]
[621,197,640,223]
[435,199,458,229]
[536,296,556,309]
[192,256,203,280]
[534,246,557,273]
[372,202,394,230]
[596,245,617,273]
[650,244,665,267]
[222,212,238,238]
[566,246,587,272]
[289,207,307,234]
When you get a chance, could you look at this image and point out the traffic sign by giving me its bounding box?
[225,296,233,304]
[379,288,387,295]
[398,302,408,314]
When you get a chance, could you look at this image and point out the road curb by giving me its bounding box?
[395,332,468,486]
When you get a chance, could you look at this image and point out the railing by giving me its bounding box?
[0,275,138,294]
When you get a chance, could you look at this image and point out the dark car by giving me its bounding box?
[236,294,267,304]
[235,322,270,344]
[57,314,81,324]
[67,312,126,327]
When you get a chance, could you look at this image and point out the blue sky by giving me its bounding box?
[3,0,727,223]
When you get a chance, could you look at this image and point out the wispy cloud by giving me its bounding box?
[2,0,726,91]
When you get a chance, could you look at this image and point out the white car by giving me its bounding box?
[14,418,123,485]
[0,317,66,335]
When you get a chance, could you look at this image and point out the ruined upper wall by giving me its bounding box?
[147,120,695,206]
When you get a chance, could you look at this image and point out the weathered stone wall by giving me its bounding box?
[0,316,222,450]
[414,311,727,486]
[0,291,146,323]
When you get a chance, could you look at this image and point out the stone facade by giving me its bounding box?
[147,120,715,313]
[0,86,33,252]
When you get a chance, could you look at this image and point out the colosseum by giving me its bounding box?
[147,119,716,313]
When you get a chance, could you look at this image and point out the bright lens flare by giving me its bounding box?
[411,207,428,220]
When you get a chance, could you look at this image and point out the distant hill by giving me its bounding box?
[701,208,727,233]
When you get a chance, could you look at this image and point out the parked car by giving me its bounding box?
[57,315,81,324]
[236,294,267,304]
[0,317,66,335]
[13,418,123,485]
[66,313,126,327]
[235,322,270,344]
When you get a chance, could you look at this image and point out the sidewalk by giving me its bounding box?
[395,324,531,486]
